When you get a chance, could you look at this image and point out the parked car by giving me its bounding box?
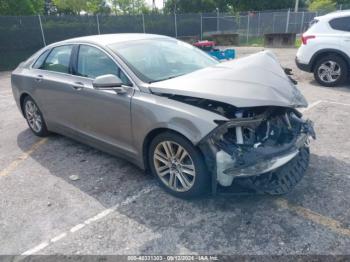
[193,40,236,60]
[12,34,315,198]
[296,10,350,87]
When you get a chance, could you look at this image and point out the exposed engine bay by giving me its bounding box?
[162,95,317,188]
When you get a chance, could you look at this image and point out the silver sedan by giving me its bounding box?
[11,34,315,198]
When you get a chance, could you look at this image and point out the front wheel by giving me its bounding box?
[313,55,348,87]
[148,132,209,199]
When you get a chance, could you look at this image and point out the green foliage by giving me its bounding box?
[0,0,45,15]
[308,0,336,11]
[227,0,297,12]
[111,0,149,15]
[52,0,87,14]
[86,0,111,14]
[164,0,307,13]
[164,0,228,13]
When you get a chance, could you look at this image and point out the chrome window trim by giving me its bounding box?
[29,42,138,90]
[29,43,75,75]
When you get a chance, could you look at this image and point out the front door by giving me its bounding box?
[67,44,135,155]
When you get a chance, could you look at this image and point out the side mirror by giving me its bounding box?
[93,74,123,89]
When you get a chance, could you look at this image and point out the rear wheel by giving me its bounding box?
[23,96,50,137]
[148,132,209,198]
[237,147,310,195]
[313,55,348,87]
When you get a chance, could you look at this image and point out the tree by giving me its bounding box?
[0,0,45,15]
[164,0,306,14]
[335,0,350,8]
[164,0,228,13]
[111,0,149,15]
[86,0,111,14]
[308,0,336,11]
[52,0,87,14]
[227,0,303,12]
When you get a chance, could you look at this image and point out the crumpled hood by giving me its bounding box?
[149,50,308,108]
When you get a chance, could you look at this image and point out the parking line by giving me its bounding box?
[0,138,48,177]
[299,100,323,113]
[20,185,155,256]
[323,100,350,107]
[276,199,350,237]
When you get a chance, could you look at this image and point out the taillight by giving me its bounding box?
[301,35,316,45]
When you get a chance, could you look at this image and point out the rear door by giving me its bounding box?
[67,44,135,155]
[31,44,79,129]
[329,16,350,58]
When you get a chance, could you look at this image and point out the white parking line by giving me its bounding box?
[300,100,350,114]
[323,100,350,107]
[20,185,156,256]
[300,100,323,113]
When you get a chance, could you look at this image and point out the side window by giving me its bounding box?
[42,45,73,73]
[329,17,350,32]
[32,49,50,69]
[77,45,131,85]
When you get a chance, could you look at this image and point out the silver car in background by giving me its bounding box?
[11,34,315,198]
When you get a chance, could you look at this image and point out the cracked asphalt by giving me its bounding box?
[0,47,350,256]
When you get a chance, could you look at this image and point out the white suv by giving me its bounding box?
[296,10,350,87]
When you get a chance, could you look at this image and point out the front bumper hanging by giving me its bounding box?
[199,111,316,196]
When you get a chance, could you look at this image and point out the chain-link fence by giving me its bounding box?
[0,8,344,70]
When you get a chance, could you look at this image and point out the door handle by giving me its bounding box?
[35,75,43,82]
[72,82,84,90]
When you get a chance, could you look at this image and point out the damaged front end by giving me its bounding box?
[199,106,316,192]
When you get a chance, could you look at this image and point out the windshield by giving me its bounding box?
[108,38,219,83]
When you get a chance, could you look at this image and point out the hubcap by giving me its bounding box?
[25,101,42,133]
[318,60,341,84]
[153,141,196,192]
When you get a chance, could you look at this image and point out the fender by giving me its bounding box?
[309,48,350,71]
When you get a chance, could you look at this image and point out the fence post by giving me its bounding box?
[174,12,178,38]
[285,8,290,33]
[200,13,203,40]
[142,13,145,33]
[96,14,100,34]
[38,14,46,46]
[216,8,219,32]
[300,11,305,33]
[246,14,250,44]
[257,11,261,36]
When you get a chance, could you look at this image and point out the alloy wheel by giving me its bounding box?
[25,100,42,133]
[153,141,196,192]
[317,60,341,84]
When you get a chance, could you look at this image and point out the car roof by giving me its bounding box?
[51,33,170,47]
[316,10,350,21]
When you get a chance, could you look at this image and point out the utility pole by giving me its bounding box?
[294,0,300,12]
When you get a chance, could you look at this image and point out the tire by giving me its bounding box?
[148,132,209,199]
[237,147,310,195]
[23,96,50,137]
[313,55,348,87]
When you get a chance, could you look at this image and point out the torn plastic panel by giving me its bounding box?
[198,106,316,194]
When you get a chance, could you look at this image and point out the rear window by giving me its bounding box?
[329,16,350,32]
[32,49,50,69]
